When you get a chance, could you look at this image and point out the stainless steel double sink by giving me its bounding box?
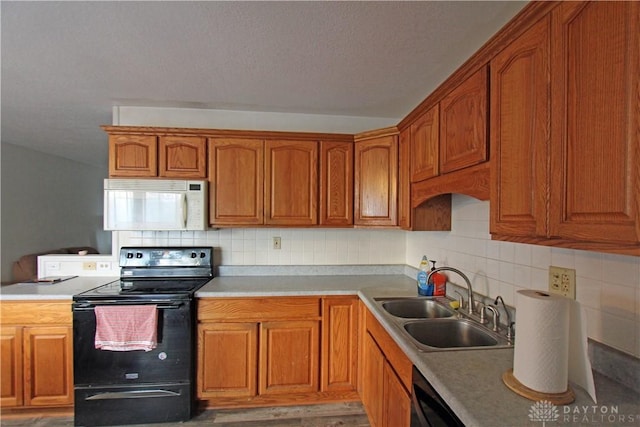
[374,297,512,352]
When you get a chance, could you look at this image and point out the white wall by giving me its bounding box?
[406,195,640,359]
[1,143,111,282]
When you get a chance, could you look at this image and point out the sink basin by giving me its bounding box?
[404,319,503,349]
[380,299,454,319]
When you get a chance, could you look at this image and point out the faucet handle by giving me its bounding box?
[484,304,500,332]
[454,290,465,309]
[477,302,487,323]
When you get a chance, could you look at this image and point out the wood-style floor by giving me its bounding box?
[0,402,370,427]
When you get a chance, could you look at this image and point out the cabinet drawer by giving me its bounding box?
[198,297,321,321]
[0,301,72,325]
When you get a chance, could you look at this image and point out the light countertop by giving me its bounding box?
[2,273,638,426]
[0,276,118,300]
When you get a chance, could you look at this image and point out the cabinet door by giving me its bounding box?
[490,15,550,238]
[197,323,258,398]
[321,297,358,392]
[1,327,22,407]
[383,362,411,427]
[319,141,353,226]
[108,134,158,177]
[398,128,411,230]
[209,138,264,225]
[354,136,398,226]
[259,321,319,395]
[410,104,440,182]
[23,326,73,406]
[362,332,384,427]
[265,140,318,226]
[440,66,488,174]
[159,135,207,178]
[549,1,640,243]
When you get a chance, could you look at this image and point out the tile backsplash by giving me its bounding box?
[117,195,640,358]
[117,228,407,267]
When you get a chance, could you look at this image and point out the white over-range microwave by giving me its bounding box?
[104,179,208,231]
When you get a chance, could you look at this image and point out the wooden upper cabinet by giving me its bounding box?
[209,138,264,226]
[397,128,411,230]
[109,134,158,177]
[548,1,639,246]
[319,141,353,226]
[108,130,207,178]
[159,135,207,178]
[440,66,489,174]
[490,15,550,238]
[354,130,398,227]
[265,140,318,226]
[410,104,440,182]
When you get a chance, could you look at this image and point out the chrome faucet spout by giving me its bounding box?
[426,266,475,315]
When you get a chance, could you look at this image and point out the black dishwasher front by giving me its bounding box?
[410,366,464,427]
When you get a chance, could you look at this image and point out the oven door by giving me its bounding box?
[72,299,195,387]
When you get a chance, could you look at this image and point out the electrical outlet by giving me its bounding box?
[45,261,60,271]
[97,261,111,272]
[548,266,576,299]
[82,262,97,271]
[273,237,282,250]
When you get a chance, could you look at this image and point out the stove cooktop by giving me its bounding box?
[73,277,211,301]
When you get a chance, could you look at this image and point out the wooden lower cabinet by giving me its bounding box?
[1,326,23,407]
[260,321,319,395]
[362,332,385,426]
[361,306,411,427]
[198,322,258,398]
[0,301,73,409]
[321,297,358,392]
[197,296,359,408]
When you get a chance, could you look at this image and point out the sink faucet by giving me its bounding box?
[426,266,475,316]
[494,296,514,340]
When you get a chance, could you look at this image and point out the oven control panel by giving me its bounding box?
[119,247,214,268]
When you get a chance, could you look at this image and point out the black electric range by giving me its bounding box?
[72,247,214,427]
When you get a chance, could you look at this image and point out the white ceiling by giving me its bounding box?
[1,1,526,167]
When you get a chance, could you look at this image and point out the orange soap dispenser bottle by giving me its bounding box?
[429,260,447,297]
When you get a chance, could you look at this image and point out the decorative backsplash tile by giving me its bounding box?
[117,194,640,358]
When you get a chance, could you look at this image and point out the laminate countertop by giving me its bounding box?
[198,275,640,427]
[2,273,639,426]
[0,276,118,300]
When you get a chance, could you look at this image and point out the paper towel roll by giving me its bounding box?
[513,290,570,393]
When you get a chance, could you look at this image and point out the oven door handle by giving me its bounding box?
[85,389,182,400]
[73,301,185,310]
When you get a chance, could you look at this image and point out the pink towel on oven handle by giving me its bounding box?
[94,305,158,352]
